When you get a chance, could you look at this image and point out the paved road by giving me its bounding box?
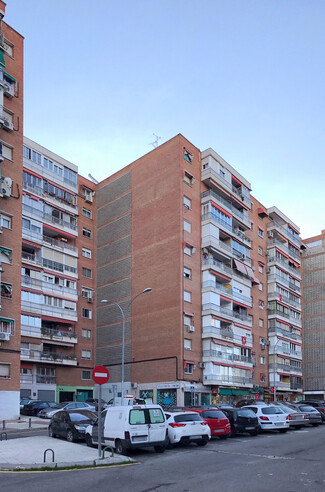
[2,426,325,492]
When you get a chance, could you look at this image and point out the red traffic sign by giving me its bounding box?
[92,365,109,385]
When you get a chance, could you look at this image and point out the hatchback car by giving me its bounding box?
[299,400,325,422]
[290,403,322,426]
[38,401,96,418]
[164,411,211,446]
[273,402,309,429]
[242,405,289,432]
[84,398,108,410]
[221,408,260,436]
[48,409,97,442]
[20,398,35,410]
[187,408,231,439]
[21,400,57,416]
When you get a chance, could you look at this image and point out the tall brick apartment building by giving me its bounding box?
[0,1,24,419]
[95,134,303,406]
[302,230,325,398]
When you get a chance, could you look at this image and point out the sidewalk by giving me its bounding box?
[0,417,135,470]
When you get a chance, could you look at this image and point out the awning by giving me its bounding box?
[232,389,249,396]
[219,388,233,395]
[3,71,16,83]
[257,207,268,217]
[233,259,248,275]
[0,49,5,69]
[41,315,75,324]
[278,372,291,377]
[0,317,14,323]
[210,270,231,281]
[211,202,232,217]
[245,265,260,284]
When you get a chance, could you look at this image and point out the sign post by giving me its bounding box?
[92,365,109,458]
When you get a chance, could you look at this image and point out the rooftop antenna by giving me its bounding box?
[149,133,161,149]
[88,173,99,184]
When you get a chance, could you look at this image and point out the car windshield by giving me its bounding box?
[299,406,317,412]
[237,409,256,418]
[174,414,202,422]
[261,407,284,415]
[69,412,95,421]
[201,410,226,419]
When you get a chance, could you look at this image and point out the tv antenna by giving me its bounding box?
[149,133,161,149]
[88,173,99,184]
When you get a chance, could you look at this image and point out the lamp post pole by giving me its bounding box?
[273,338,280,402]
[101,288,152,401]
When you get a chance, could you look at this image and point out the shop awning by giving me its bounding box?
[219,388,233,395]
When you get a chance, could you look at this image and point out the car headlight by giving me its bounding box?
[74,425,86,432]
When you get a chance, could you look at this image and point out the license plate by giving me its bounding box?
[214,429,223,433]
[132,436,147,442]
[275,422,283,426]
[246,427,255,430]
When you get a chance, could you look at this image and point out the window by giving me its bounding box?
[184,196,191,209]
[260,374,266,383]
[2,144,12,160]
[82,207,92,219]
[82,227,92,238]
[0,213,11,229]
[260,356,265,364]
[258,264,263,273]
[184,220,191,233]
[184,171,194,186]
[82,329,91,339]
[82,308,92,319]
[44,157,53,171]
[82,248,92,259]
[184,267,191,279]
[258,247,263,255]
[184,362,194,374]
[184,290,192,302]
[219,168,225,178]
[0,246,12,264]
[184,339,192,350]
[23,146,41,164]
[4,40,13,58]
[259,318,264,328]
[258,228,264,238]
[82,370,91,380]
[184,315,194,328]
[82,187,93,202]
[259,282,263,291]
[0,363,10,379]
[184,150,193,163]
[259,300,264,309]
[1,282,12,299]
[81,350,91,359]
[82,287,93,299]
[82,267,92,278]
[184,242,195,256]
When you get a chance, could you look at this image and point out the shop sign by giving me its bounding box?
[157,383,180,389]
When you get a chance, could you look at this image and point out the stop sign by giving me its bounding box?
[92,365,109,385]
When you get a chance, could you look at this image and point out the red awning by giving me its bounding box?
[41,315,75,324]
[211,202,232,218]
[234,259,248,275]
[209,270,231,281]
[245,265,260,284]
[42,224,76,238]
[257,207,268,217]
[23,168,42,179]
[183,311,194,317]
[278,372,291,376]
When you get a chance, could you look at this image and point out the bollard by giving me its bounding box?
[29,418,32,428]
[43,448,55,463]
[2,420,5,430]
[0,432,7,441]
[102,446,114,458]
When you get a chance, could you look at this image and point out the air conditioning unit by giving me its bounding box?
[1,176,12,197]
[260,343,265,350]
[267,231,274,238]
[266,267,271,273]
[2,118,13,131]
[131,382,138,389]
[188,325,195,333]
[199,362,205,369]
[0,332,10,340]
[85,194,93,203]
[87,297,93,303]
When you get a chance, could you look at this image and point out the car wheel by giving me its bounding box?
[197,439,208,447]
[312,423,319,427]
[115,439,128,455]
[166,437,173,449]
[86,434,94,447]
[48,426,56,438]
[154,445,165,453]
[279,429,288,433]
[249,430,258,436]
[66,430,74,442]
[230,428,236,438]
[294,425,302,430]
[219,435,228,440]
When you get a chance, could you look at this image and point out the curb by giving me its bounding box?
[0,456,136,471]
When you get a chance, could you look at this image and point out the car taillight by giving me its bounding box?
[125,431,130,440]
[322,408,325,412]
[260,416,269,421]
[200,422,208,426]
[305,414,310,419]
[169,423,186,428]
[286,415,292,420]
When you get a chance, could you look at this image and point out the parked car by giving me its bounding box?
[299,400,325,422]
[236,399,268,408]
[272,402,309,429]
[164,411,211,447]
[290,403,322,426]
[84,398,108,410]
[20,398,35,410]
[242,405,289,433]
[86,404,168,454]
[21,400,57,416]
[38,401,96,419]
[48,409,97,442]
[187,408,231,439]
[221,408,260,436]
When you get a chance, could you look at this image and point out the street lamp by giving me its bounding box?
[100,288,152,400]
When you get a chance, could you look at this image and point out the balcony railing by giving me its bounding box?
[22,204,77,231]
[267,220,301,247]
[21,275,78,296]
[201,189,251,228]
[232,248,252,265]
[202,212,233,233]
[202,235,233,255]
[202,280,232,296]
[201,258,233,276]
[268,326,302,343]
[22,251,42,265]
[203,374,253,386]
[267,238,301,261]
[203,349,253,364]
[21,324,77,342]
[21,349,77,365]
[43,235,78,253]
[202,325,253,346]
[267,273,301,293]
[267,308,301,326]
[267,256,301,277]
[20,374,56,384]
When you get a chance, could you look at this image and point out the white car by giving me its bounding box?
[164,411,211,446]
[242,405,289,433]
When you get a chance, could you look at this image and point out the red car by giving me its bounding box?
[185,408,231,439]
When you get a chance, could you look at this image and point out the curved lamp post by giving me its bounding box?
[100,288,152,399]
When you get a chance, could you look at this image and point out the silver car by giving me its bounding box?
[273,402,309,428]
[38,401,96,419]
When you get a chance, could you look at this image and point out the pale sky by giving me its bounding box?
[6,0,325,239]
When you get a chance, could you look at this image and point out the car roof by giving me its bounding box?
[166,411,201,416]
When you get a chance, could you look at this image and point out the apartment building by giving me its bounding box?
[0,1,24,419]
[20,138,95,404]
[265,207,303,400]
[302,230,325,399]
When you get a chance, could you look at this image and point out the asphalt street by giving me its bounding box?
[2,425,325,492]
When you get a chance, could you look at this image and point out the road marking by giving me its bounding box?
[215,450,295,461]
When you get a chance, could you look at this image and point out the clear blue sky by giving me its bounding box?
[6,0,325,238]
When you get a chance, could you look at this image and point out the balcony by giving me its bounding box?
[268,326,302,343]
[201,258,233,277]
[290,382,303,391]
[267,238,301,263]
[232,248,252,265]
[269,345,302,359]
[201,190,251,229]
[22,204,78,236]
[202,303,233,321]
[42,258,78,277]
[267,308,301,327]
[267,273,301,294]
[21,349,78,366]
[22,251,42,266]
[267,256,301,278]
[21,275,78,299]
[202,212,233,234]
[203,374,253,387]
[267,220,301,247]
[23,181,43,197]
[268,291,301,310]
[21,300,78,322]
[203,349,253,365]
[43,235,78,255]
[21,324,77,344]
[202,325,253,346]
[202,280,232,298]
[232,310,252,326]
[201,235,233,257]
[20,374,56,385]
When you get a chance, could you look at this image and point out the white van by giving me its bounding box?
[85,404,167,454]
